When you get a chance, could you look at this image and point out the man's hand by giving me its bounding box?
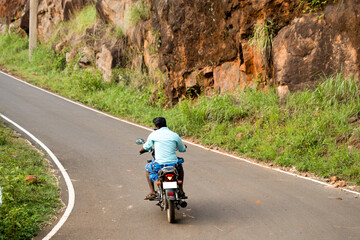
[139,148,148,155]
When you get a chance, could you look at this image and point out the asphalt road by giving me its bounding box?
[1,71,360,240]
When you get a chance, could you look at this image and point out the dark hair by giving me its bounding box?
[153,117,167,128]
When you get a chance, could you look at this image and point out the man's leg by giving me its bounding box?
[146,170,156,194]
[178,166,187,198]
[144,162,157,200]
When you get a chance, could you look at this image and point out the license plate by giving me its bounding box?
[163,182,177,189]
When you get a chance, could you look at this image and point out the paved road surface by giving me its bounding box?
[1,71,360,240]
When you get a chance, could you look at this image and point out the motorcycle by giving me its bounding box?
[136,138,188,223]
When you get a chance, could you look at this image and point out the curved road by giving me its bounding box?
[1,71,360,240]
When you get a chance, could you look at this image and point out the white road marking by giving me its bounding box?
[0,113,75,240]
[0,70,153,132]
[183,140,360,196]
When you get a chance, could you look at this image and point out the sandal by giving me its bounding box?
[179,192,188,199]
[144,193,157,200]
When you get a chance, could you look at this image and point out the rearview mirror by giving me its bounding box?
[136,138,145,145]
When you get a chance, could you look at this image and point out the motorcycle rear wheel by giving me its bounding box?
[167,200,175,223]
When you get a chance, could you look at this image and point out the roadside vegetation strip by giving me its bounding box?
[0,114,76,240]
[1,29,360,187]
[0,119,62,240]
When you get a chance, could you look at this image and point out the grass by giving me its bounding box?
[249,20,274,57]
[249,20,274,79]
[109,25,125,39]
[0,32,360,188]
[71,5,98,35]
[128,0,150,25]
[0,123,61,240]
[300,0,336,13]
[49,4,98,46]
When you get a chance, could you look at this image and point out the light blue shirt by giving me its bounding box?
[143,127,186,164]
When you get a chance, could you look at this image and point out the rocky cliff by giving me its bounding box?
[0,0,359,103]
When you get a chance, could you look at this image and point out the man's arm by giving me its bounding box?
[176,136,187,152]
[139,148,148,154]
[142,133,154,152]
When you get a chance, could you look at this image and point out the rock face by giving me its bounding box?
[0,0,90,40]
[37,0,91,42]
[273,1,360,91]
[0,0,26,25]
[96,0,131,31]
[0,0,27,35]
[0,0,360,102]
[96,44,113,82]
[149,0,302,102]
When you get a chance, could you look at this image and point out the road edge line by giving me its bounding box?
[0,70,153,132]
[0,113,75,240]
[186,141,360,195]
[1,70,359,197]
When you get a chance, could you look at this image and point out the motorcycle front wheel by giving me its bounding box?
[167,200,175,223]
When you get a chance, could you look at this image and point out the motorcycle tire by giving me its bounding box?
[167,200,175,223]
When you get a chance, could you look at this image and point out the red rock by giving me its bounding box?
[214,60,242,93]
[273,2,360,91]
[25,175,39,183]
[2,0,360,104]
[330,176,337,184]
[96,45,113,82]
[277,85,290,102]
[338,181,346,187]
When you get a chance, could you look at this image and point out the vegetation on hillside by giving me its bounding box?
[0,123,61,240]
[300,0,336,13]
[0,32,360,186]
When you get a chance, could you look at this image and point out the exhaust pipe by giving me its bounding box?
[179,201,187,208]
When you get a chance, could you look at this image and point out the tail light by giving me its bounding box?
[164,173,175,182]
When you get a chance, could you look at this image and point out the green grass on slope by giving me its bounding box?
[0,33,360,186]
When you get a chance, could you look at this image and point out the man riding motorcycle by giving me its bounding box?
[139,117,187,200]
